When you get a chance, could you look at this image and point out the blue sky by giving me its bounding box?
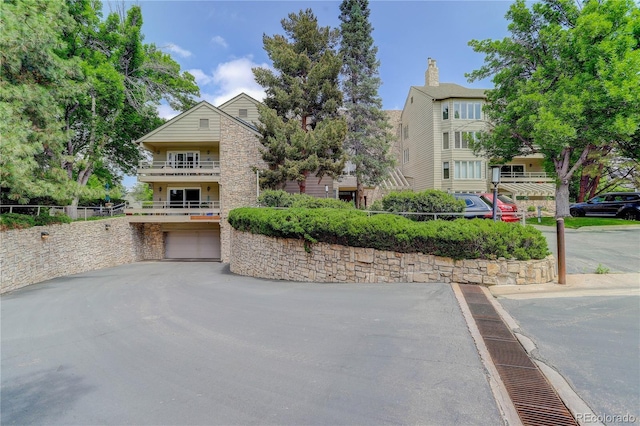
[112,0,514,187]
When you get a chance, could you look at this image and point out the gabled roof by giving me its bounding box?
[136,100,259,144]
[412,83,486,100]
[217,92,262,109]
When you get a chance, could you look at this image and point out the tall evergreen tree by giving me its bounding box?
[339,0,394,208]
[0,0,83,203]
[253,9,347,193]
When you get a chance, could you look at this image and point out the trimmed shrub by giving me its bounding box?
[228,207,549,260]
[258,190,295,207]
[259,189,354,209]
[0,213,35,230]
[377,190,465,221]
[0,211,72,230]
[34,210,72,226]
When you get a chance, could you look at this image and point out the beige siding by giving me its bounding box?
[150,146,220,163]
[218,94,260,126]
[152,182,219,204]
[284,175,335,198]
[401,88,434,191]
[144,104,221,142]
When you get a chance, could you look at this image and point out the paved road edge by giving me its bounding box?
[451,283,522,426]
[480,286,604,426]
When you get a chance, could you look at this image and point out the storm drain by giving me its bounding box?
[459,284,577,426]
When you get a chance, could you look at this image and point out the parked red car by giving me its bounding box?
[479,193,520,222]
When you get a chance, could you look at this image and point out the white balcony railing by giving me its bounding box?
[125,201,221,221]
[138,160,220,169]
[136,200,220,210]
[137,161,221,179]
[498,171,552,182]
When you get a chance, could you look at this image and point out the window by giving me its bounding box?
[454,161,483,179]
[443,162,450,179]
[403,124,409,140]
[453,102,482,120]
[168,187,201,208]
[454,131,480,149]
[239,109,248,118]
[443,132,449,150]
[168,151,200,168]
[411,96,414,104]
[403,148,410,164]
[500,164,525,177]
[199,119,209,129]
[442,103,449,120]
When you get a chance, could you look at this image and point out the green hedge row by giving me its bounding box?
[228,207,549,260]
[258,190,354,209]
[371,190,465,221]
[0,211,72,230]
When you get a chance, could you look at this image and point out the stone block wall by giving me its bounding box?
[231,230,557,285]
[219,115,267,263]
[0,218,160,294]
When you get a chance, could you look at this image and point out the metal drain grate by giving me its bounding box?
[459,284,577,426]
[475,318,517,341]
[467,302,502,320]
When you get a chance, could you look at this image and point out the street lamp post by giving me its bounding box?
[491,166,501,222]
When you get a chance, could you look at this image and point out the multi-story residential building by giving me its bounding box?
[394,58,554,203]
[126,93,266,262]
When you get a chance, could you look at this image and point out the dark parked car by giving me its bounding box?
[570,192,640,221]
[452,193,493,219]
[479,193,520,223]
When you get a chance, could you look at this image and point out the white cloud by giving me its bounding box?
[211,35,228,49]
[163,43,192,58]
[156,57,269,117]
[210,57,269,105]
[157,104,179,120]
[187,69,213,86]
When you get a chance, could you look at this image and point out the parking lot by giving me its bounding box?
[1,262,501,425]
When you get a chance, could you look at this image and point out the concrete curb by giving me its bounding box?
[488,273,640,300]
[451,283,522,426]
[480,287,604,426]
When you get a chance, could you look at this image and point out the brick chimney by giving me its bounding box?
[425,57,439,87]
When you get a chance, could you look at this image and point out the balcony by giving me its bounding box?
[498,171,553,183]
[137,161,221,183]
[125,200,221,223]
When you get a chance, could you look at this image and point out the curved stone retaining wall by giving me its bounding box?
[231,230,556,285]
[0,218,156,294]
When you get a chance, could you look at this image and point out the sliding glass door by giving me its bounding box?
[169,188,200,208]
[168,151,199,168]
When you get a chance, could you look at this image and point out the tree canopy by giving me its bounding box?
[467,0,640,217]
[0,0,199,205]
[339,0,395,208]
[253,9,347,193]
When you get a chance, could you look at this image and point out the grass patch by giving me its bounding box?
[526,217,640,228]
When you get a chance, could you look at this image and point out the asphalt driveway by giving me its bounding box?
[1,262,501,425]
[535,225,640,274]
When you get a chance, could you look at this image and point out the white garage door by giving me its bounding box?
[165,230,220,260]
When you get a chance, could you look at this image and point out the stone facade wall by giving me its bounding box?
[0,218,161,294]
[219,115,267,263]
[231,230,557,285]
[517,199,556,217]
[132,223,164,260]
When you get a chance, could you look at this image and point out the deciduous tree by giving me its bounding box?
[467,0,640,217]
